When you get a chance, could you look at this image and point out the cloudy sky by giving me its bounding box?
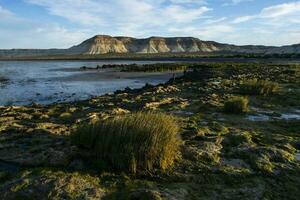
[0,0,300,48]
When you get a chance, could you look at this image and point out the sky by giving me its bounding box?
[0,0,300,49]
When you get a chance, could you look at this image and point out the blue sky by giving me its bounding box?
[0,0,300,48]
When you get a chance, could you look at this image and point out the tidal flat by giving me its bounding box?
[0,62,300,199]
[0,60,177,105]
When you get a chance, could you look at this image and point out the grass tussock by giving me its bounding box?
[71,112,180,173]
[239,79,279,95]
[224,96,249,114]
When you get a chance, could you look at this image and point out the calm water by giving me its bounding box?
[1,59,299,106]
[0,60,176,105]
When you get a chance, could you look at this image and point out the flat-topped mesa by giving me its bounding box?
[69,35,221,54]
[69,35,128,54]
[1,35,300,58]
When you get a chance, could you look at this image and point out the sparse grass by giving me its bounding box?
[251,154,274,173]
[71,112,180,173]
[59,112,72,123]
[223,131,252,148]
[121,63,187,72]
[239,79,279,95]
[1,62,300,199]
[224,96,249,114]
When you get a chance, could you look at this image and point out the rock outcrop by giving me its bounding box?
[69,35,221,54]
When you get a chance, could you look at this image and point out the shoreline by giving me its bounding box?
[0,65,182,106]
[0,62,299,199]
[0,56,298,62]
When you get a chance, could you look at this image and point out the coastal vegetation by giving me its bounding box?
[71,112,180,173]
[2,52,300,61]
[121,63,187,72]
[80,63,188,72]
[0,62,299,199]
[224,96,249,114]
[239,79,279,95]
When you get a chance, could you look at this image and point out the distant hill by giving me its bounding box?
[0,35,300,58]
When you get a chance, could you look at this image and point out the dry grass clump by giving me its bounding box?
[224,96,249,114]
[239,79,279,95]
[71,112,180,173]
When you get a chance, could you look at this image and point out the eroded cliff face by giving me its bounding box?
[0,35,299,58]
[69,35,221,54]
[81,35,128,54]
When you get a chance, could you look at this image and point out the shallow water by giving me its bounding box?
[247,110,300,121]
[0,60,177,105]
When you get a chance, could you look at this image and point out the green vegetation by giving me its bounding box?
[2,51,300,61]
[224,96,249,114]
[223,131,252,148]
[1,62,300,199]
[121,63,187,72]
[239,79,279,95]
[252,154,274,173]
[71,112,180,173]
[59,112,72,122]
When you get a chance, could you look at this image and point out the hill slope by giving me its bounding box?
[0,35,299,58]
[68,35,221,54]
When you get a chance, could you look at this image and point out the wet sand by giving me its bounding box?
[0,60,182,105]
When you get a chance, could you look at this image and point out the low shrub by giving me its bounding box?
[71,112,180,173]
[251,154,274,173]
[224,96,249,114]
[59,112,72,122]
[239,79,279,95]
[223,131,252,148]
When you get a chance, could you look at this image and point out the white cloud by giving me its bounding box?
[232,15,256,24]
[204,17,227,25]
[1,0,213,48]
[169,24,234,42]
[0,23,91,49]
[223,0,254,6]
[260,1,300,18]
[163,5,211,23]
[0,4,91,48]
[228,2,300,45]
[26,0,108,26]
[26,0,211,26]
[0,6,12,15]
[233,1,300,24]
[23,0,213,44]
[31,25,91,48]
[1,0,300,48]
[231,0,252,4]
[0,5,15,20]
[169,0,207,4]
